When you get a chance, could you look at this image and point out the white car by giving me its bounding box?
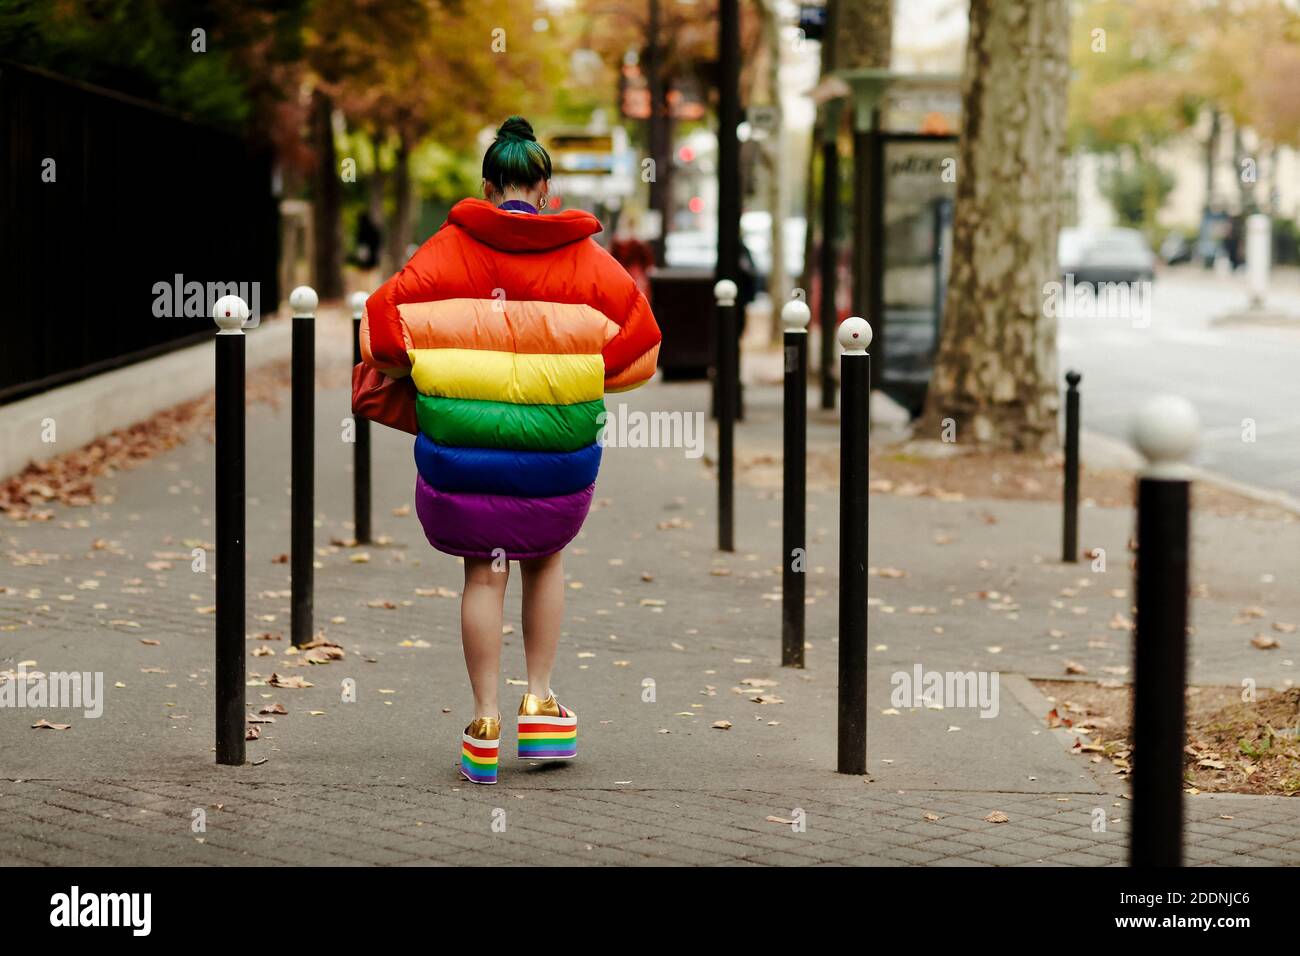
[1059,227,1156,284]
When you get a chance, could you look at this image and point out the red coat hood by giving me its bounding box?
[445,198,602,252]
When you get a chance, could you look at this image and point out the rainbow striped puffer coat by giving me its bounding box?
[359,199,661,560]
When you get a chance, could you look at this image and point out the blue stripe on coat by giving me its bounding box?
[414,433,602,498]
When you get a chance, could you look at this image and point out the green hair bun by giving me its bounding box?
[483,116,552,190]
[496,116,536,142]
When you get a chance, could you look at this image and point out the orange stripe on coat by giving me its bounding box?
[605,342,660,392]
[359,306,410,377]
[397,298,616,356]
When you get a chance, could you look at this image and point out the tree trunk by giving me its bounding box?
[1204,108,1220,214]
[918,0,1070,452]
[310,89,344,299]
[387,133,413,270]
[369,135,390,274]
[759,0,788,341]
[1233,124,1252,214]
[645,0,673,265]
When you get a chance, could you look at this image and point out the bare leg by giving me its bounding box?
[520,552,564,698]
[461,557,509,718]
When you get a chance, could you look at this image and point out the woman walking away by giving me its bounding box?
[357,116,661,784]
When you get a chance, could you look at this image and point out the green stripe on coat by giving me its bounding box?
[416,394,605,453]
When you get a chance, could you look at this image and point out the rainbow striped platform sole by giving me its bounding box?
[517,710,577,760]
[460,733,500,785]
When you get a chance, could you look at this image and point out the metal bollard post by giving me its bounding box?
[213,295,248,766]
[290,285,317,647]
[715,279,738,553]
[1246,213,1270,310]
[1129,395,1198,867]
[837,316,871,774]
[350,291,372,545]
[782,293,811,669]
[1062,370,1082,563]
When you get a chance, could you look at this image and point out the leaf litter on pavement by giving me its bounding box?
[1036,680,1300,795]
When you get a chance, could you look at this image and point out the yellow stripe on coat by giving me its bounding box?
[408,348,605,405]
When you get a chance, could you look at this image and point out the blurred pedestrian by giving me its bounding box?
[351,210,382,286]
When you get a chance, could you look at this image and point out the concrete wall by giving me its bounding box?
[0,318,293,481]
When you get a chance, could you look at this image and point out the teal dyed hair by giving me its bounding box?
[482,116,552,192]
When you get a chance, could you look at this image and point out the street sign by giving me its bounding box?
[549,133,616,176]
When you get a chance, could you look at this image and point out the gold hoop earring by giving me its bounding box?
[539,196,548,210]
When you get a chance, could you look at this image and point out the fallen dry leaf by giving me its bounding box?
[1046,707,1073,729]
[31,719,71,731]
[268,673,313,689]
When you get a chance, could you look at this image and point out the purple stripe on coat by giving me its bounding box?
[414,475,594,560]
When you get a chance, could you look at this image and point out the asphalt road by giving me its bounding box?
[1058,265,1300,498]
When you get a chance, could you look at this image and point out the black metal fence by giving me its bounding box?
[0,62,279,404]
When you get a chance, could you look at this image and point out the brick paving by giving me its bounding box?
[3,777,1296,866]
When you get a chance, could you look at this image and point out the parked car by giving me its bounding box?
[666,216,806,290]
[1058,227,1155,284]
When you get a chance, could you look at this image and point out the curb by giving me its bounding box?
[1000,674,1077,752]
[1083,428,1300,516]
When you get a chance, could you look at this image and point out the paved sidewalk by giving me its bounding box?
[2,322,1298,865]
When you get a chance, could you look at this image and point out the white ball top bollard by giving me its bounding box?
[714,278,738,307]
[837,316,872,354]
[781,296,811,332]
[349,290,369,320]
[1132,395,1199,479]
[212,295,250,334]
[289,285,318,318]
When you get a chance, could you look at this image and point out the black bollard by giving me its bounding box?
[782,294,811,669]
[837,316,871,774]
[1062,370,1081,563]
[350,291,372,545]
[213,295,248,765]
[290,286,317,647]
[715,279,738,553]
[1129,396,1198,867]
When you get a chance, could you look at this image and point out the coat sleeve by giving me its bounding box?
[602,269,662,393]
[361,224,464,375]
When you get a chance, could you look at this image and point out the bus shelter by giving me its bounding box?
[828,70,961,415]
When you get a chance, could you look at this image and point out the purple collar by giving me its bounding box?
[498,199,539,215]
